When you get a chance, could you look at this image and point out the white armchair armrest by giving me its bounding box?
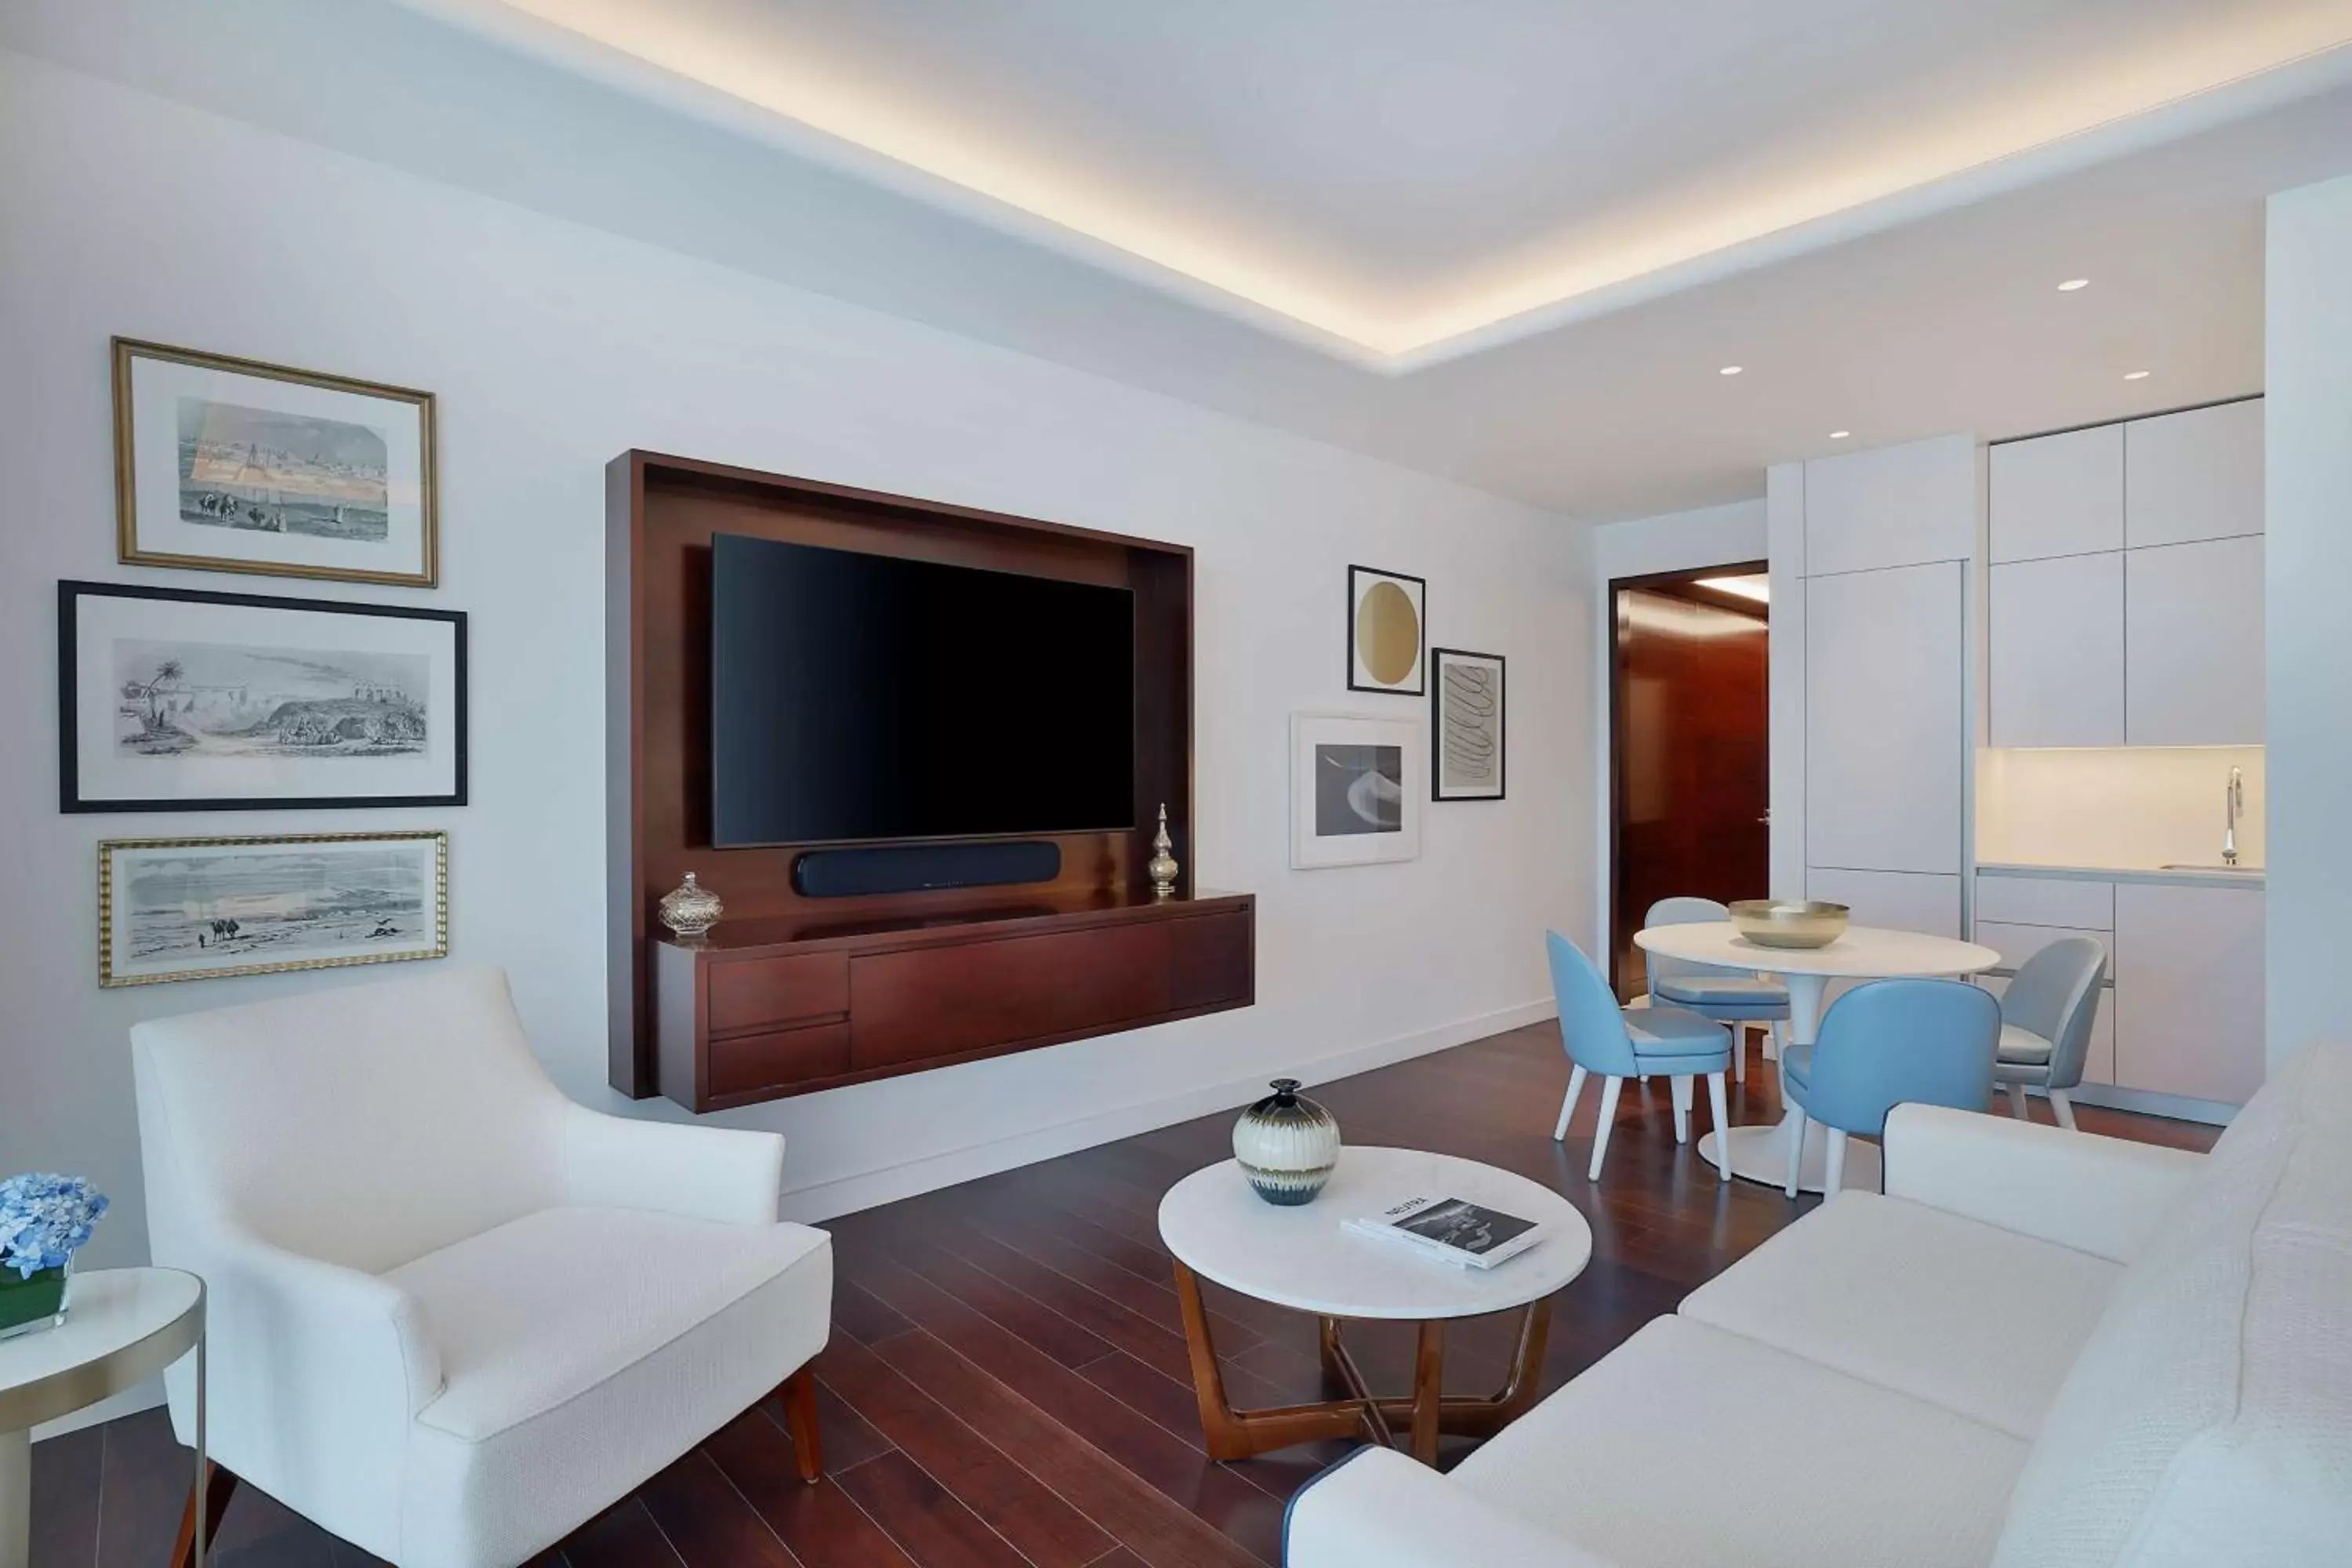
[167,1225,441,1556]
[1882,1103,2205,1262]
[1284,1447,1618,1568]
[557,1103,786,1225]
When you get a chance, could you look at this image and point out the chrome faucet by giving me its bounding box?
[2223,766,2244,866]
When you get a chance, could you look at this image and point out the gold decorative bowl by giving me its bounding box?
[1728,899,1850,949]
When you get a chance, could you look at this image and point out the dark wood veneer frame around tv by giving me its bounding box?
[606,451,1248,1105]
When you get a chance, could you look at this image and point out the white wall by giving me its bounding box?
[2264,172,2352,1069]
[1584,499,1767,961]
[0,50,1595,1273]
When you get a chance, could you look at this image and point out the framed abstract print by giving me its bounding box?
[1431,647,1504,800]
[1347,565,1425,695]
[1290,711,1422,869]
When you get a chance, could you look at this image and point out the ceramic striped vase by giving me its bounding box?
[1232,1079,1341,1205]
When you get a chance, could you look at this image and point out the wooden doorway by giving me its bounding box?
[1610,565,1771,996]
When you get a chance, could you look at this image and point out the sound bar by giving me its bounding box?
[793,840,1062,898]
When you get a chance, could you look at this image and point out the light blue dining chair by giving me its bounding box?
[1547,931,1733,1182]
[1643,896,1791,1084]
[1780,978,2001,1196]
[1992,937,2107,1131]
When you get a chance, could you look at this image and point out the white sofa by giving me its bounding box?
[132,967,833,1568]
[1287,1039,2352,1567]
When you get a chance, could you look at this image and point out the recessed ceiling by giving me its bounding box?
[16,0,2352,522]
[401,0,2352,365]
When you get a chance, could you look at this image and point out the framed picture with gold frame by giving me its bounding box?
[98,829,448,987]
[1347,564,1425,695]
[113,337,438,587]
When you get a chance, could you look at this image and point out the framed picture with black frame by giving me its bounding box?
[1346,564,1425,695]
[59,580,466,812]
[1430,646,1505,800]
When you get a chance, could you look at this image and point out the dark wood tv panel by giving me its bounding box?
[606,450,1252,1111]
[654,889,1255,1111]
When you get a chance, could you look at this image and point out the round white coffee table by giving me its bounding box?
[1635,921,1999,1195]
[1157,1146,1592,1464]
[0,1268,207,1568]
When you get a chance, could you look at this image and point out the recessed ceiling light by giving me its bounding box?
[1829,430,1851,439]
[2058,278,2090,291]
[2124,369,2151,380]
[1694,575,1771,604]
[1719,365,1743,376]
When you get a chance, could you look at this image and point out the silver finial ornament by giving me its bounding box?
[1147,803,1180,898]
[659,871,724,937]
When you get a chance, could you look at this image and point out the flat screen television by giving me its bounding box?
[710,532,1137,848]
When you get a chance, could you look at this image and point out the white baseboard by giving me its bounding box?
[777,997,1558,1224]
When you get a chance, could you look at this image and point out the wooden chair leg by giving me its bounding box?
[780,1363,823,1484]
[172,1461,238,1568]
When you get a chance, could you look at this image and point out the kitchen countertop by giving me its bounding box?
[1975,862,2265,890]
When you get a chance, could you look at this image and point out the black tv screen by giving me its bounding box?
[710,533,1137,847]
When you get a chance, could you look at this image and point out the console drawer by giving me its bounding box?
[707,951,849,1034]
[708,1021,851,1098]
[850,922,1171,1069]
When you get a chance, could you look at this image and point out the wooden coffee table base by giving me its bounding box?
[1171,1261,1553,1465]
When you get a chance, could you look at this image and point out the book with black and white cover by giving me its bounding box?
[1344,1195,1545,1269]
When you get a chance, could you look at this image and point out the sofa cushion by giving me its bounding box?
[387,1205,831,1568]
[1681,1190,2122,1439]
[1993,1040,2352,1568]
[1450,1316,2029,1568]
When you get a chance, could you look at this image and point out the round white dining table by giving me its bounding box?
[1633,921,2000,1194]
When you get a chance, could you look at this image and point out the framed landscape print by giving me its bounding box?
[1347,565,1425,695]
[1432,647,1505,800]
[1290,711,1423,869]
[114,337,438,587]
[59,581,466,812]
[98,830,448,987]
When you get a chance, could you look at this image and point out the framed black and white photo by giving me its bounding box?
[114,338,438,587]
[1347,565,1425,695]
[98,830,448,987]
[1431,647,1505,800]
[1290,711,1422,869]
[60,581,466,812]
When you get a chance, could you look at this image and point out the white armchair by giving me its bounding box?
[130,966,832,1568]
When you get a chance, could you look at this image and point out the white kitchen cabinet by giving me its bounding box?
[1973,875,2114,930]
[2114,882,2266,1104]
[1805,867,1962,938]
[1972,920,2111,974]
[1989,552,2125,747]
[1803,434,1977,577]
[2125,398,2263,548]
[2124,535,2264,746]
[1990,425,2125,563]
[1806,561,1965,875]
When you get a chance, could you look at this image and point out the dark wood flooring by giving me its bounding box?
[34,1024,2216,1568]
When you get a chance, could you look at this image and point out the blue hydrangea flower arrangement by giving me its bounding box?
[0,1173,108,1337]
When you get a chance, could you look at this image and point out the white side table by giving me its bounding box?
[0,1269,206,1568]
[1158,1147,1592,1464]
[1634,921,2000,1193]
